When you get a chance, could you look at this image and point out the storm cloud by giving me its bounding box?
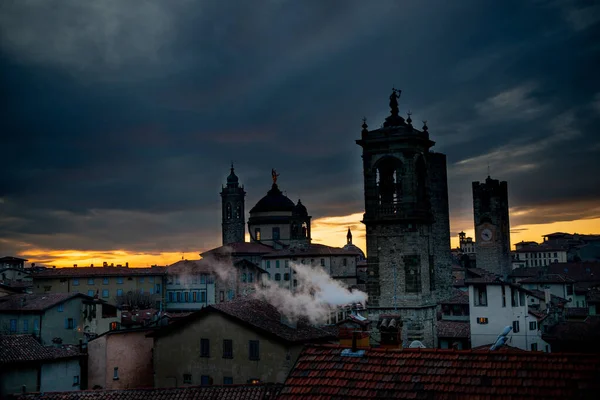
[1,0,599,261]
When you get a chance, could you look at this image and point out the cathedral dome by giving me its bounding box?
[249,184,296,214]
[343,243,366,261]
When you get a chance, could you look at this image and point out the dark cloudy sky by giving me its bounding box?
[1,0,599,265]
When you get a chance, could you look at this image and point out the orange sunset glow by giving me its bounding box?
[16,213,599,268]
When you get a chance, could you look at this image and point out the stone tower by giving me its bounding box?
[356,89,452,347]
[472,176,511,277]
[220,164,246,245]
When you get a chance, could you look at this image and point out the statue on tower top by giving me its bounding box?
[389,88,401,116]
[384,88,405,128]
[272,168,280,184]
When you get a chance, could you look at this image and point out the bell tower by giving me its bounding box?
[220,164,246,245]
[356,89,452,347]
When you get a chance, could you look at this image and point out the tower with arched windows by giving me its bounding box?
[356,89,452,347]
[220,164,246,245]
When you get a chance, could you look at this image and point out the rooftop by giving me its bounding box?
[519,274,576,284]
[32,266,167,278]
[0,293,87,312]
[262,243,361,258]
[11,384,282,400]
[150,296,336,344]
[278,344,600,399]
[0,335,82,364]
[436,320,470,338]
[439,289,469,305]
[201,242,274,258]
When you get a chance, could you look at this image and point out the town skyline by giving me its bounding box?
[2,0,599,268]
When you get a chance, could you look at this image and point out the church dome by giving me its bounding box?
[293,199,308,216]
[343,243,366,261]
[249,184,296,214]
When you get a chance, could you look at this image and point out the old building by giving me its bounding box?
[0,293,90,345]
[467,277,550,351]
[512,241,568,267]
[31,265,167,309]
[87,328,155,390]
[150,297,335,387]
[0,256,28,270]
[278,344,600,399]
[81,297,121,340]
[458,231,476,255]
[221,164,247,245]
[261,244,361,290]
[0,335,85,397]
[472,176,511,277]
[356,89,452,347]
[165,259,216,311]
[437,290,470,350]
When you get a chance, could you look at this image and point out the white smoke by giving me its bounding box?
[253,262,368,325]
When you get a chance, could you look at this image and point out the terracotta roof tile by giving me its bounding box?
[12,384,282,400]
[0,335,82,364]
[0,293,86,312]
[436,321,470,338]
[32,266,167,278]
[201,242,274,257]
[439,290,469,305]
[279,344,600,399]
[262,244,359,258]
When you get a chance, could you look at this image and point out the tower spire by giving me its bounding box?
[347,227,352,245]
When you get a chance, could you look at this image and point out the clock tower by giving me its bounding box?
[472,175,511,277]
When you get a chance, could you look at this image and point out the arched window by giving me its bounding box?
[226,203,232,219]
[375,157,403,210]
[235,205,241,219]
[275,273,281,281]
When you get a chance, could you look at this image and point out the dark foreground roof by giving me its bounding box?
[32,266,167,278]
[11,384,282,400]
[278,344,600,399]
[0,335,82,364]
[150,297,336,344]
[0,293,88,312]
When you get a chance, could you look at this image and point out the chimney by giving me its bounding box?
[378,315,403,349]
[126,262,129,268]
[31,263,35,268]
[110,263,114,267]
[351,331,358,352]
[90,264,94,268]
[103,262,108,267]
[74,264,77,268]
[52,266,56,269]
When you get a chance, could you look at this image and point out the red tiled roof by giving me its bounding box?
[279,344,600,399]
[519,274,575,284]
[262,244,359,258]
[528,309,548,322]
[547,262,600,282]
[201,242,274,258]
[151,297,336,344]
[0,335,82,364]
[0,293,87,312]
[12,384,282,400]
[439,289,469,305]
[471,343,526,352]
[526,289,568,305]
[32,266,167,278]
[436,320,470,338]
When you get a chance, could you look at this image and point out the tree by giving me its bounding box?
[116,291,155,309]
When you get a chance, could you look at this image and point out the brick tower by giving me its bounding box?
[356,89,452,347]
[221,164,246,245]
[472,176,511,277]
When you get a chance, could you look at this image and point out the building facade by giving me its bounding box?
[165,260,216,311]
[221,165,246,245]
[472,176,511,277]
[87,328,154,390]
[512,243,568,267]
[31,266,166,309]
[356,89,452,347]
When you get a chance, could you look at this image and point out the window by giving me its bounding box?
[183,374,192,384]
[531,343,538,351]
[343,258,347,267]
[227,290,234,300]
[293,279,298,287]
[501,285,506,307]
[249,272,254,283]
[249,340,260,360]
[58,304,64,312]
[9,319,17,333]
[241,273,247,282]
[168,292,174,302]
[103,289,109,298]
[519,290,526,307]
[511,287,518,307]
[73,375,80,386]
[34,319,39,333]
[512,321,520,333]
[566,284,573,296]
[201,375,211,386]
[110,322,119,331]
[255,228,261,241]
[200,338,210,357]
[175,276,181,285]
[73,278,79,286]
[200,291,207,303]
[404,255,421,293]
[284,273,290,281]
[23,320,29,332]
[266,260,271,269]
[87,278,94,285]
[429,255,435,291]
[220,291,225,302]
[275,273,281,281]
[193,292,197,302]
[272,227,280,240]
[176,292,181,302]
[276,260,280,268]
[476,317,488,324]
[66,318,75,329]
[224,377,233,385]
[285,260,289,268]
[155,283,161,293]
[139,277,145,283]
[85,290,95,297]
[223,339,233,358]
[113,367,119,380]
[320,259,325,267]
[184,292,189,302]
[117,277,123,284]
[103,277,109,285]
[474,285,487,306]
[529,321,537,330]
